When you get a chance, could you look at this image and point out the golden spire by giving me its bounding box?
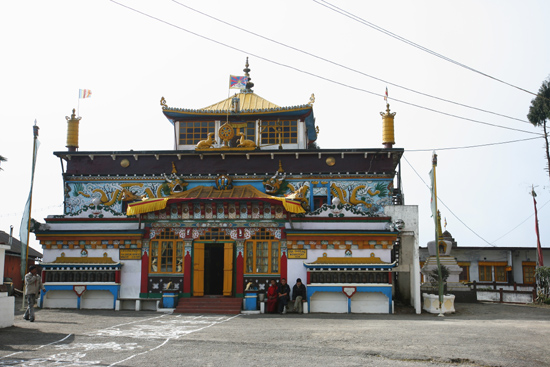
[65,108,82,152]
[380,103,396,149]
[243,57,254,92]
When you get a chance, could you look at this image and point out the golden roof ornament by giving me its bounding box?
[380,103,396,149]
[65,108,82,152]
[243,57,254,92]
[160,96,167,107]
[308,93,315,106]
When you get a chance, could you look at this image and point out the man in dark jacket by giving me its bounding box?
[292,278,307,314]
[277,278,291,314]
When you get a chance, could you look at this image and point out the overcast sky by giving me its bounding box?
[1,0,550,254]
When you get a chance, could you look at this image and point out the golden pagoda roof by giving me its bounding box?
[47,256,118,264]
[170,184,272,199]
[126,184,306,216]
[202,92,280,111]
[308,255,388,265]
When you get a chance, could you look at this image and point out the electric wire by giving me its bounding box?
[406,136,544,152]
[402,154,497,247]
[314,0,539,98]
[109,1,542,137]
[171,0,529,125]
[491,198,550,244]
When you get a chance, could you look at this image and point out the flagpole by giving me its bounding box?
[20,120,39,310]
[431,152,445,316]
[531,186,544,268]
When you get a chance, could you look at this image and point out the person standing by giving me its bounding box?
[24,265,45,322]
[292,278,307,314]
[266,279,278,314]
[277,278,290,314]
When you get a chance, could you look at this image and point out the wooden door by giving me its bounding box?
[193,243,204,296]
[223,243,233,296]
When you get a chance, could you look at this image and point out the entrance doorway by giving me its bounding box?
[204,243,224,295]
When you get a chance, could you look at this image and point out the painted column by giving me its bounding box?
[183,241,192,297]
[236,241,244,297]
[140,249,149,296]
[280,241,288,281]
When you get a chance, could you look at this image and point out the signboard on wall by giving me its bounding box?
[288,249,307,259]
[120,249,141,260]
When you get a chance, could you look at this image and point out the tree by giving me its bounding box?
[0,155,6,170]
[527,78,550,180]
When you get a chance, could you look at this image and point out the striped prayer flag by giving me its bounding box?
[384,87,388,102]
[229,75,248,89]
[79,89,92,99]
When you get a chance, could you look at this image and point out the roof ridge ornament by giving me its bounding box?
[308,93,315,106]
[243,57,254,93]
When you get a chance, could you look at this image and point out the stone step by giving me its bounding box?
[174,297,242,314]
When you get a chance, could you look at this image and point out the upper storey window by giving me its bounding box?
[179,121,215,145]
[260,120,297,145]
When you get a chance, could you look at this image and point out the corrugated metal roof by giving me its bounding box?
[0,230,42,258]
[45,256,118,264]
[170,184,272,199]
[307,256,388,265]
[201,92,280,111]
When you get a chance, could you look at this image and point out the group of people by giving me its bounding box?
[266,278,306,314]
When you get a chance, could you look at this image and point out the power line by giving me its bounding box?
[406,136,544,152]
[110,1,542,137]
[314,0,538,98]
[492,198,550,244]
[172,0,529,125]
[402,154,497,247]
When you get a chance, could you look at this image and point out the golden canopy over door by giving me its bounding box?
[193,243,205,296]
[223,243,233,296]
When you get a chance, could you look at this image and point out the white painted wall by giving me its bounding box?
[351,292,389,313]
[384,205,421,314]
[0,244,14,328]
[0,295,14,328]
[81,290,114,309]
[43,290,78,308]
[120,258,142,298]
[310,292,347,313]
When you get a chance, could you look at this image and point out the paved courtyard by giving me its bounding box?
[0,299,549,367]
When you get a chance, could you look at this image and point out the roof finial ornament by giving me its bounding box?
[380,103,396,149]
[243,57,254,93]
[308,93,315,106]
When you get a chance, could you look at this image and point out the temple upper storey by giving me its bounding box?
[161,60,317,151]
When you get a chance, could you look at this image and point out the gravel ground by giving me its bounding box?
[1,297,549,367]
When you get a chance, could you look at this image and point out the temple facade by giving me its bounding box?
[35,61,421,313]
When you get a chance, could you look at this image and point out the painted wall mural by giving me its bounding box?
[329,180,393,215]
[64,181,172,217]
[62,177,393,218]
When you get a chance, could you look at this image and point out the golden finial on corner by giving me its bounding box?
[160,97,167,107]
[277,160,285,173]
[380,103,396,118]
[308,93,315,106]
[65,108,82,152]
[171,161,177,174]
[315,126,320,135]
[380,103,396,149]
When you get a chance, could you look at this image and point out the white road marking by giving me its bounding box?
[0,314,240,366]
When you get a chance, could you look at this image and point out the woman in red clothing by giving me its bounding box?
[266,279,278,313]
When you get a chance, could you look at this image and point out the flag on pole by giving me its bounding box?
[229,75,248,89]
[20,120,40,281]
[429,168,437,219]
[384,87,388,102]
[79,89,92,99]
